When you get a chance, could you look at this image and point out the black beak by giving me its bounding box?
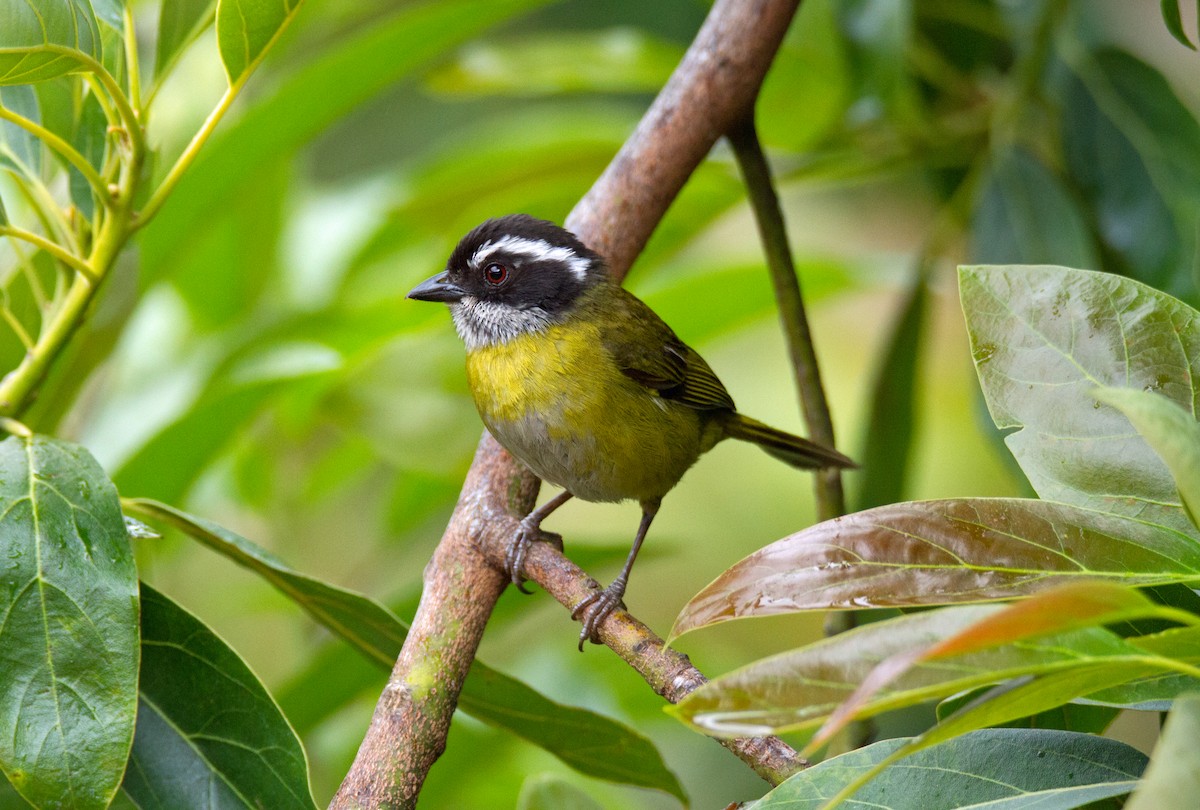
[407,272,466,303]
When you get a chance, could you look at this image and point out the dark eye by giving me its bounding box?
[483,262,509,285]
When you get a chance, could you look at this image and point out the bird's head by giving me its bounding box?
[407,214,607,349]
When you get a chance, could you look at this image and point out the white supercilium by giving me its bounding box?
[470,236,591,280]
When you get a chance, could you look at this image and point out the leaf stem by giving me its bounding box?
[123,6,142,113]
[0,107,109,201]
[0,225,95,282]
[47,46,146,158]
[0,194,133,416]
[0,417,32,438]
[137,85,237,227]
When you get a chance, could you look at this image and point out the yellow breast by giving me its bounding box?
[465,322,715,502]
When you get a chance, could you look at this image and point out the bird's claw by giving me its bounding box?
[504,519,562,593]
[571,585,625,651]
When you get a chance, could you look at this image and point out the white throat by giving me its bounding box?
[451,297,553,350]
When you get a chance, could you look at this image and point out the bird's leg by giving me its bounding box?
[571,498,660,650]
[506,490,573,593]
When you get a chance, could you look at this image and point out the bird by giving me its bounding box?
[408,214,853,649]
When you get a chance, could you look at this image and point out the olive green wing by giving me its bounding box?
[597,287,736,412]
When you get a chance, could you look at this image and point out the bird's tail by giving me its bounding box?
[723,413,855,470]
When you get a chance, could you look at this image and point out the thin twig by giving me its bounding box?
[727,116,870,749]
[333,1,805,806]
[727,117,845,524]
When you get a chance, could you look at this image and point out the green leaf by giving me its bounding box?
[802,583,1188,751]
[1160,0,1197,49]
[0,0,102,84]
[756,0,848,152]
[1087,625,1200,708]
[155,0,215,79]
[937,683,1120,734]
[426,28,682,96]
[0,85,43,176]
[671,604,1149,737]
[1071,49,1200,200]
[1094,387,1200,529]
[855,268,926,510]
[141,0,554,283]
[215,0,303,85]
[971,147,1098,269]
[960,264,1200,536]
[68,90,106,220]
[124,499,406,666]
[459,665,686,803]
[753,730,1143,810]
[1060,63,1188,297]
[0,435,139,809]
[671,498,1200,637]
[1126,693,1200,809]
[517,775,604,810]
[802,583,1195,754]
[123,500,687,800]
[114,374,331,503]
[123,585,316,809]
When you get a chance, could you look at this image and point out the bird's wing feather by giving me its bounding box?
[597,287,736,412]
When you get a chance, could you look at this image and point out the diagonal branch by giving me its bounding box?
[333,1,805,806]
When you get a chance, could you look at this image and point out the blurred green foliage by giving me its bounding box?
[2,0,1200,806]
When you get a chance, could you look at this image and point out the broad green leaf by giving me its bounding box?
[115,372,334,503]
[670,604,1148,737]
[215,0,303,85]
[1094,387,1200,530]
[123,585,316,809]
[0,85,43,176]
[804,582,1191,752]
[971,147,1098,269]
[458,665,685,802]
[1069,49,1200,206]
[915,665,1169,756]
[426,28,682,96]
[855,269,926,510]
[0,0,102,85]
[68,90,106,219]
[756,0,847,152]
[748,729,1145,810]
[833,0,925,131]
[960,264,1200,535]
[1084,625,1200,708]
[141,0,554,283]
[937,683,1119,734]
[1060,65,1188,297]
[123,500,687,800]
[124,499,408,667]
[1160,0,1197,49]
[0,435,138,809]
[517,775,604,810]
[1126,693,1200,809]
[155,0,215,79]
[671,498,1200,637]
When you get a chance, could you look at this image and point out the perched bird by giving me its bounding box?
[409,215,853,648]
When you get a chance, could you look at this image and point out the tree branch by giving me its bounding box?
[333,1,805,806]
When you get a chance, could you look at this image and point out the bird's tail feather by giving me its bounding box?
[724,414,855,470]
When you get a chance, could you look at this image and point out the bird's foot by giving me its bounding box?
[570,583,626,651]
[504,516,563,594]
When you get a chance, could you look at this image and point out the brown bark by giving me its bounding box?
[332,1,805,806]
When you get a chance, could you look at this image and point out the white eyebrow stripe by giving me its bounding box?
[471,235,590,280]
